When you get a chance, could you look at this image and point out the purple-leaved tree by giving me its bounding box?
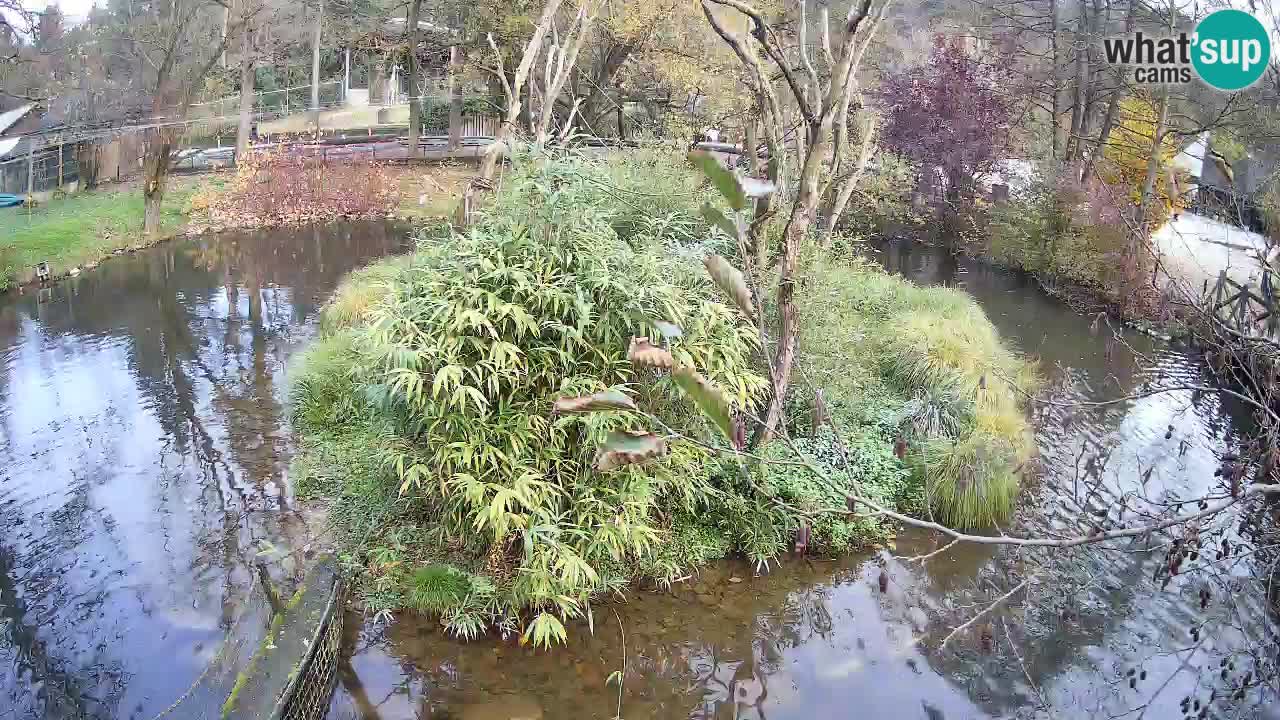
[878,35,1017,212]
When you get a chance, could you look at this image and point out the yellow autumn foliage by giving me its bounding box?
[599,0,776,140]
[1099,95,1185,228]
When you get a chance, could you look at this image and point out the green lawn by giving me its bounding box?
[0,178,212,290]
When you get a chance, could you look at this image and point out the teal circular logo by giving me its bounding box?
[1193,9,1270,91]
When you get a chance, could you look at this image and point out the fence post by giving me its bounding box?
[26,146,34,199]
[58,143,64,189]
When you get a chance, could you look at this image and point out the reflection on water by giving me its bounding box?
[328,241,1272,719]
[0,221,408,718]
[0,228,1268,719]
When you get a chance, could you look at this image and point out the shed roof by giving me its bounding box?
[0,104,35,136]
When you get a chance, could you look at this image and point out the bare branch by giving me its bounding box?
[937,577,1031,650]
[706,0,815,124]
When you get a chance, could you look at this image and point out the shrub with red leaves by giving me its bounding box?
[204,148,398,230]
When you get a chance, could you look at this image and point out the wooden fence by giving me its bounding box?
[1207,270,1279,338]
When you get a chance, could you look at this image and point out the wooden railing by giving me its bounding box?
[1207,270,1278,338]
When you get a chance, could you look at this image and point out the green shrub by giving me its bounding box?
[984,179,1135,298]
[303,149,765,644]
[0,246,15,291]
[759,427,910,554]
[287,330,366,430]
[319,254,412,335]
[794,256,1036,528]
[637,513,733,585]
[830,152,920,245]
[911,431,1021,527]
[408,564,475,613]
[293,149,1037,646]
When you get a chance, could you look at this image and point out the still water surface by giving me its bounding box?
[0,230,1271,719]
[0,222,407,718]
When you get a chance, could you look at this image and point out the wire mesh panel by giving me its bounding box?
[222,558,345,720]
[0,144,83,195]
[280,580,345,720]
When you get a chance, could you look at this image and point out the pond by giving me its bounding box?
[0,229,1271,719]
[0,221,408,718]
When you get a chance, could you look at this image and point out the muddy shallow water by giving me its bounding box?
[0,229,1273,719]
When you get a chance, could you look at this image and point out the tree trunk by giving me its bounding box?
[142,128,175,237]
[1050,0,1060,160]
[579,41,635,135]
[447,45,463,151]
[235,22,255,157]
[479,0,564,181]
[519,73,533,133]
[1136,89,1169,259]
[1079,0,1104,145]
[220,5,230,68]
[1082,0,1135,182]
[750,136,778,269]
[759,118,832,442]
[822,116,877,241]
[405,0,423,158]
[1065,0,1088,163]
[310,0,323,132]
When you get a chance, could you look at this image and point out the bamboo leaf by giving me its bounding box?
[522,612,568,649]
[703,254,755,319]
[701,202,739,239]
[672,367,733,440]
[553,388,638,414]
[594,430,669,471]
[628,336,674,369]
[688,150,746,210]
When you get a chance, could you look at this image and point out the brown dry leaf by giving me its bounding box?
[628,336,674,369]
[552,388,638,414]
[594,430,669,471]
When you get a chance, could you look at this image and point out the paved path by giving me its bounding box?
[1151,211,1269,297]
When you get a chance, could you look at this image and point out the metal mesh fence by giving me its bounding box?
[0,144,81,195]
[279,579,345,720]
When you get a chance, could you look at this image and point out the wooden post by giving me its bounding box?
[58,143,64,188]
[26,146,34,200]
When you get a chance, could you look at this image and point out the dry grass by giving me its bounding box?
[392,163,473,221]
[187,152,472,233]
[797,257,1039,529]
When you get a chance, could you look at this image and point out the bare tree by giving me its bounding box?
[405,0,424,157]
[135,0,247,236]
[533,2,594,145]
[477,0,562,181]
[235,0,265,157]
[310,0,324,131]
[701,0,888,442]
[446,44,463,151]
